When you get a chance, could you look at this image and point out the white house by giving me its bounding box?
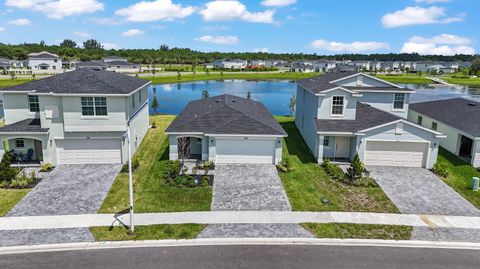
[409,98,480,167]
[290,63,314,73]
[166,94,286,164]
[104,56,128,63]
[313,60,337,72]
[213,59,248,69]
[28,51,62,74]
[248,60,266,67]
[0,69,150,165]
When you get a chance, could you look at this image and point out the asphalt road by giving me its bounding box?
[1,245,479,269]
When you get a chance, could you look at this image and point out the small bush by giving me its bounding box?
[198,160,215,170]
[321,158,345,180]
[433,162,449,178]
[0,152,18,184]
[346,153,367,182]
[121,158,140,173]
[8,171,35,188]
[151,121,157,129]
[40,163,54,172]
[277,158,294,173]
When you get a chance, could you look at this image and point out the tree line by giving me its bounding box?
[0,39,478,64]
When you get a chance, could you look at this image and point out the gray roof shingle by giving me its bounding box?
[166,94,287,136]
[410,98,480,137]
[0,119,49,133]
[315,102,400,133]
[2,69,150,95]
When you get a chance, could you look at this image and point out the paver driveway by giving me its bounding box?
[198,164,313,238]
[1,164,120,247]
[368,166,480,216]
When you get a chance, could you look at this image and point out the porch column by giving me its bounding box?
[318,135,325,163]
[168,135,178,160]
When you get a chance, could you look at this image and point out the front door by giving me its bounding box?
[335,137,350,158]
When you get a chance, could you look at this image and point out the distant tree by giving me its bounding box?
[289,94,296,116]
[60,39,77,48]
[247,91,251,99]
[151,95,159,114]
[471,58,480,75]
[39,40,46,46]
[159,44,169,51]
[177,71,181,80]
[83,39,103,49]
[202,89,209,98]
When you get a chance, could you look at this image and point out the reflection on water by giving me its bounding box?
[148,80,480,115]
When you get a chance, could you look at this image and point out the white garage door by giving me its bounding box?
[216,138,275,164]
[56,139,122,164]
[364,141,427,168]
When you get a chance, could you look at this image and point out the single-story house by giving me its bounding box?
[409,98,480,167]
[165,94,287,164]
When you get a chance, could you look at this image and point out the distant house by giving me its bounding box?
[104,56,128,63]
[105,61,141,73]
[290,63,314,73]
[9,60,26,69]
[265,60,286,68]
[203,62,214,69]
[213,59,248,69]
[0,58,10,72]
[409,98,480,167]
[62,60,78,70]
[166,94,286,164]
[248,60,266,67]
[75,61,108,70]
[313,60,337,72]
[28,51,62,74]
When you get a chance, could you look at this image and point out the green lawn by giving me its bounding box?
[99,115,212,213]
[145,72,320,84]
[302,223,412,240]
[436,147,480,208]
[90,224,205,241]
[0,189,31,216]
[375,74,432,84]
[276,116,399,213]
[443,76,480,86]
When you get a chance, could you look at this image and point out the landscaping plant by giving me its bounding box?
[433,162,449,178]
[120,157,140,173]
[277,158,294,173]
[0,152,18,186]
[40,163,54,172]
[321,158,345,180]
[345,154,377,187]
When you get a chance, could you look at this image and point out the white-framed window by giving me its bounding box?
[81,97,107,116]
[15,138,25,148]
[393,93,406,110]
[28,95,40,112]
[331,96,344,116]
[432,122,438,131]
[417,115,423,125]
[323,136,330,147]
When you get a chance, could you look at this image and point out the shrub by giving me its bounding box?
[346,153,367,182]
[198,160,215,170]
[433,162,449,178]
[321,158,345,180]
[164,160,181,181]
[40,163,54,172]
[151,121,157,129]
[120,158,140,173]
[8,171,35,188]
[277,158,294,173]
[0,152,18,185]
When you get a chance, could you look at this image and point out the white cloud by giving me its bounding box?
[122,29,145,37]
[254,48,269,53]
[89,17,124,25]
[415,0,450,3]
[401,34,475,55]
[115,0,194,22]
[381,6,464,28]
[261,0,296,7]
[73,31,91,38]
[199,0,275,24]
[5,0,104,19]
[195,35,239,45]
[7,18,31,25]
[310,39,390,53]
[0,27,5,33]
[102,42,118,50]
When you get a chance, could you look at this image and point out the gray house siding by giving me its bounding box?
[295,85,320,159]
[358,92,409,118]
[317,89,357,120]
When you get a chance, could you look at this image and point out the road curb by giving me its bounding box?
[1,238,480,255]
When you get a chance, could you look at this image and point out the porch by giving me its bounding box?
[169,134,208,162]
[319,135,357,162]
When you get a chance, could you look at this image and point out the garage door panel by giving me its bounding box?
[57,140,122,164]
[365,141,427,168]
[216,139,275,164]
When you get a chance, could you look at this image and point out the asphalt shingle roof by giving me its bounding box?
[0,119,49,133]
[410,97,480,137]
[315,102,400,133]
[2,68,150,95]
[344,86,413,92]
[297,71,357,94]
[166,94,287,136]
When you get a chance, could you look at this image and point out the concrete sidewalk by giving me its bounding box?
[1,211,480,231]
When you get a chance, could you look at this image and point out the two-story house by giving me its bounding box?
[0,68,150,165]
[28,51,63,74]
[295,72,445,169]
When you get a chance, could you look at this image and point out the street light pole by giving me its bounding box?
[127,124,134,233]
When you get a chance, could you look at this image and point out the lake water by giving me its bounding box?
[148,80,480,116]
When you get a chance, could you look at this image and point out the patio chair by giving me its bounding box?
[21,148,34,162]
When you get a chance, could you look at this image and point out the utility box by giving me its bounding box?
[472,177,479,191]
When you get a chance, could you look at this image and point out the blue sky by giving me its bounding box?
[0,0,478,55]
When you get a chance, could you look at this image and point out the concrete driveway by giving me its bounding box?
[369,166,480,216]
[199,164,313,238]
[7,164,121,216]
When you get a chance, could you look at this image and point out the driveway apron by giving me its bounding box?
[198,164,313,238]
[1,164,120,247]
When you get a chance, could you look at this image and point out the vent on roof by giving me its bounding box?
[231,99,236,103]
[93,67,101,71]
[216,99,221,103]
[468,103,477,107]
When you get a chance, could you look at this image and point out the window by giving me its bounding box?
[393,93,405,110]
[432,122,438,131]
[15,138,25,148]
[81,97,107,116]
[28,95,40,112]
[331,96,344,115]
[323,136,330,147]
[52,66,56,70]
[417,115,423,125]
